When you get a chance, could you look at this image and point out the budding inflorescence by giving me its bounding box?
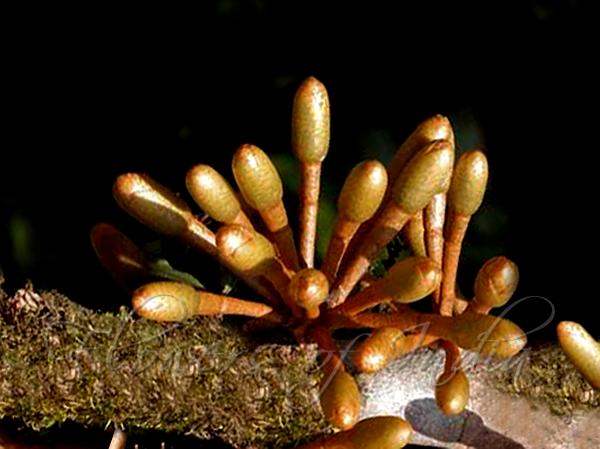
[93,76,539,448]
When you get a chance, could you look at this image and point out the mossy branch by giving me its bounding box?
[1,285,598,449]
[0,285,327,448]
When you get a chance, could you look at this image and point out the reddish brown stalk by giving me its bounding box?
[260,202,300,272]
[440,339,462,375]
[298,162,321,268]
[424,192,447,307]
[310,325,344,376]
[439,212,470,316]
[321,219,361,282]
[347,310,422,331]
[328,204,412,307]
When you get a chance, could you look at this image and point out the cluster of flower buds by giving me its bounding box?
[93,77,535,449]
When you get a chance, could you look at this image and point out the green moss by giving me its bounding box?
[0,286,328,448]
[488,343,599,415]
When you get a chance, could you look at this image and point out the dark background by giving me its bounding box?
[2,1,597,344]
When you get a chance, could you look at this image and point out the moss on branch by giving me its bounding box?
[1,284,597,449]
[0,285,328,448]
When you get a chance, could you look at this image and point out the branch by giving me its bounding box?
[0,284,326,448]
[1,284,598,449]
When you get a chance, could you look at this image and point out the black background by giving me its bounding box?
[2,1,597,344]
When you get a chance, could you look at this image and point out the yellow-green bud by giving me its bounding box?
[292,76,330,164]
[392,140,454,214]
[448,149,488,216]
[338,160,388,223]
[232,144,283,211]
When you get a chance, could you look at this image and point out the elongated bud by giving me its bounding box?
[438,151,485,316]
[132,282,199,321]
[216,225,276,273]
[346,416,412,449]
[380,256,441,302]
[287,268,329,318]
[91,223,148,283]
[438,149,486,317]
[186,164,244,224]
[338,160,388,223]
[113,173,192,236]
[435,369,469,416]
[91,224,204,289]
[445,312,527,358]
[392,140,454,214]
[297,416,412,449]
[132,281,272,321]
[215,224,294,303]
[292,76,330,163]
[448,149,488,216]
[337,257,441,316]
[352,327,404,373]
[388,115,454,182]
[232,144,283,211]
[557,321,600,389]
[319,369,361,430]
[473,256,519,311]
[353,328,438,373]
